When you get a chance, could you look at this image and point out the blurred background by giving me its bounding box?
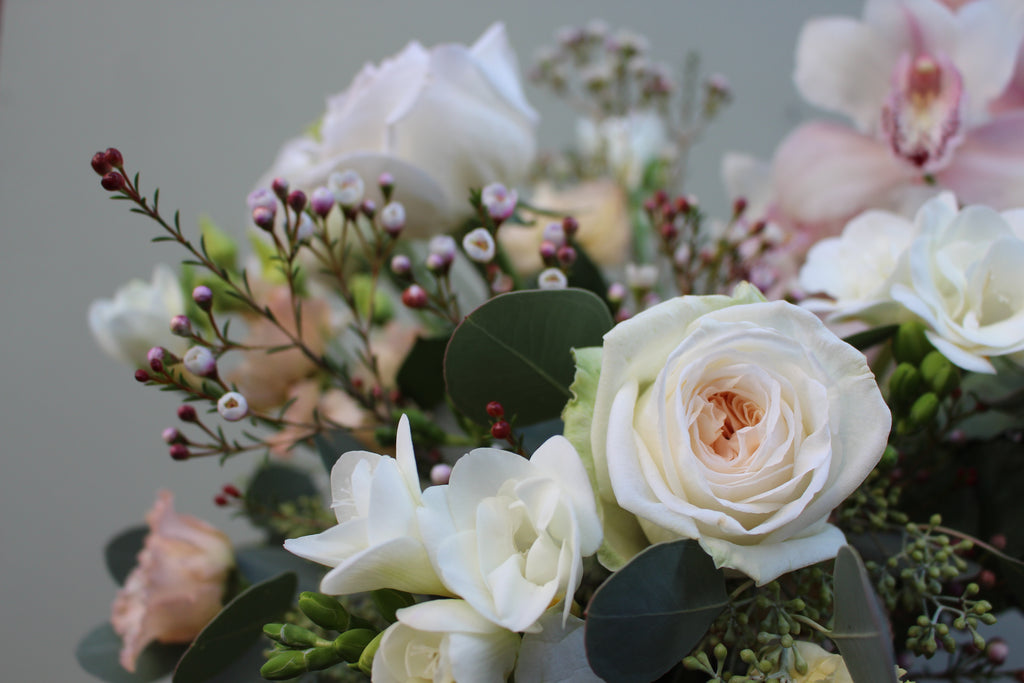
[0,1,859,679]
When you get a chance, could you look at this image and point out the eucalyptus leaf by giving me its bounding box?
[444,289,613,426]
[104,526,148,586]
[397,335,450,408]
[235,544,325,594]
[76,622,185,683]
[245,463,319,540]
[564,242,609,305]
[585,539,727,683]
[842,324,899,351]
[831,545,899,683]
[314,429,364,475]
[172,572,297,683]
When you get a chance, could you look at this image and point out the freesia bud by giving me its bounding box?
[183,346,217,377]
[217,391,248,421]
[299,592,350,632]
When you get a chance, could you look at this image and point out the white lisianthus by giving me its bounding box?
[259,23,537,238]
[88,265,187,367]
[418,436,602,632]
[372,599,520,683]
[567,283,890,584]
[283,415,448,596]
[890,193,1024,373]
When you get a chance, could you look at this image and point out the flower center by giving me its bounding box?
[880,52,964,171]
[697,390,764,462]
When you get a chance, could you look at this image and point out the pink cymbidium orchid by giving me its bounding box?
[765,0,1024,248]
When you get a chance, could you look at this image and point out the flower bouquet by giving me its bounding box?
[78,2,1024,682]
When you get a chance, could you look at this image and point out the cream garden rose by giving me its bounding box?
[565,283,890,584]
[260,23,537,237]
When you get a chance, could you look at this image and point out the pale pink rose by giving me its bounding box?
[501,179,631,274]
[227,286,331,411]
[766,0,1024,246]
[111,491,233,672]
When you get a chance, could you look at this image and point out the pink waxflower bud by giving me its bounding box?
[246,188,277,213]
[328,170,365,208]
[539,240,558,263]
[390,254,412,277]
[538,268,568,290]
[481,182,518,221]
[177,404,198,422]
[430,463,453,485]
[360,199,377,218]
[217,391,248,421]
[541,222,566,247]
[251,206,275,232]
[379,202,406,237]
[607,282,627,304]
[556,245,577,267]
[169,315,193,338]
[183,346,216,377]
[402,284,429,309]
[192,286,213,311]
[271,177,290,201]
[462,228,496,263]
[91,151,112,176]
[287,189,307,214]
[162,427,184,444]
[147,347,167,373]
[101,172,126,192]
[309,187,335,218]
[134,369,151,383]
[168,444,190,460]
[293,214,315,243]
[562,215,579,236]
[378,172,395,200]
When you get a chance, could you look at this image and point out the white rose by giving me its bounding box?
[577,110,672,189]
[890,193,1024,373]
[372,600,520,683]
[261,23,537,238]
[283,415,449,596]
[574,283,890,584]
[88,265,187,367]
[418,436,602,632]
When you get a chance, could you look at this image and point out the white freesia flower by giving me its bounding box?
[798,204,920,322]
[890,193,1024,372]
[88,265,187,367]
[516,608,602,682]
[577,283,890,584]
[418,436,602,632]
[283,415,448,596]
[259,23,537,238]
[372,599,520,683]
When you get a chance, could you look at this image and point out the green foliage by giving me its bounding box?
[235,545,325,595]
[832,546,900,683]
[173,572,297,683]
[585,540,728,682]
[314,428,365,475]
[842,324,899,351]
[371,588,416,624]
[76,623,185,683]
[444,288,613,426]
[104,525,147,586]
[244,462,323,541]
[396,335,450,408]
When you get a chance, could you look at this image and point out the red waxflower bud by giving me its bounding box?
[486,401,504,418]
[91,151,112,176]
[491,420,511,440]
[101,172,126,192]
[103,147,124,168]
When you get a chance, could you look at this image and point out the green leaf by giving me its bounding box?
[842,324,899,351]
[314,429,364,475]
[565,243,609,305]
[585,539,727,683]
[831,545,899,683]
[104,526,148,586]
[444,289,613,426]
[76,623,185,683]
[235,545,325,594]
[397,335,450,408]
[245,464,319,540]
[172,572,297,683]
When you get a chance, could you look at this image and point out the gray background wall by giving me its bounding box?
[0,1,858,679]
